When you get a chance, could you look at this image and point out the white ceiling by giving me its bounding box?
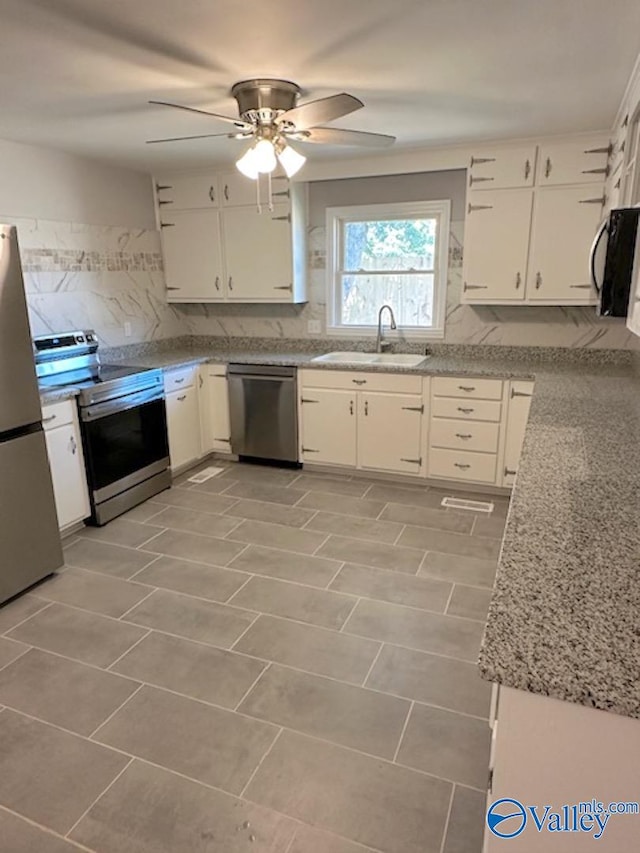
[1,0,639,174]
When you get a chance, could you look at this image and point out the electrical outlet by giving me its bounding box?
[307,319,321,334]
[124,321,132,338]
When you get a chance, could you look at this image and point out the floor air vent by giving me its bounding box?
[187,466,226,484]
[441,496,494,513]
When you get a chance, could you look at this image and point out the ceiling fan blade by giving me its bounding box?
[146,133,242,145]
[276,93,363,132]
[149,100,253,131]
[288,126,396,148]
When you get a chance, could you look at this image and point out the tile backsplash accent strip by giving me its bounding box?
[21,248,163,273]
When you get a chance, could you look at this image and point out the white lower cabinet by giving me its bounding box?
[358,393,423,475]
[502,380,535,487]
[198,364,232,454]
[300,388,357,467]
[42,401,90,531]
[299,370,424,476]
[165,383,201,471]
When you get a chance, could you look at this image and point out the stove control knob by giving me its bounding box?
[76,335,85,343]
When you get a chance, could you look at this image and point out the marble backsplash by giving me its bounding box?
[7,213,639,351]
[178,221,640,350]
[3,215,184,346]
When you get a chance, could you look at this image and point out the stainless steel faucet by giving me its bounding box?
[376,304,397,353]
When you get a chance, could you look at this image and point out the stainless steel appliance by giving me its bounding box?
[0,225,63,604]
[590,207,640,316]
[228,363,299,463]
[35,331,171,525]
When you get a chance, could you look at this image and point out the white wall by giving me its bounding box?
[0,137,155,229]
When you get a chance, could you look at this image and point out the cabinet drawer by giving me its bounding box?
[41,400,75,430]
[428,448,497,484]
[432,376,503,400]
[429,418,500,453]
[431,397,502,422]
[164,365,198,393]
[300,369,422,394]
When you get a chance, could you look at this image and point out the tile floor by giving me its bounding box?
[0,461,508,853]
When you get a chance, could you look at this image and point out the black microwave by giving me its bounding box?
[590,207,640,316]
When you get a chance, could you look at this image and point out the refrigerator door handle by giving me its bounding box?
[590,217,608,295]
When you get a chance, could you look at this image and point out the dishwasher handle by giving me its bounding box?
[227,363,297,379]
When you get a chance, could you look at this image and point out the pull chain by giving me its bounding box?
[267,171,274,212]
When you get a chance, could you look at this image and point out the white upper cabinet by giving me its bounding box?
[537,138,610,186]
[463,189,532,301]
[467,145,536,189]
[155,173,220,210]
[526,186,601,303]
[162,210,225,302]
[222,203,294,300]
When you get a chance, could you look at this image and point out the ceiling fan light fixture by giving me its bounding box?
[235,145,260,179]
[253,139,277,173]
[277,143,306,178]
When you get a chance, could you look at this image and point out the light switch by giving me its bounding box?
[307,319,321,334]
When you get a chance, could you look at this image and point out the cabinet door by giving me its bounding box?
[358,393,423,475]
[222,204,293,300]
[207,367,232,453]
[502,381,534,487]
[300,389,356,466]
[165,387,201,470]
[462,190,532,302]
[526,187,601,303]
[197,367,214,456]
[220,172,289,207]
[44,424,90,529]
[161,210,225,302]
[155,173,219,209]
[537,139,610,186]
[468,145,536,189]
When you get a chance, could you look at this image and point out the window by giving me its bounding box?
[326,200,450,338]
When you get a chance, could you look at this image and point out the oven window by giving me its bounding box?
[82,398,169,492]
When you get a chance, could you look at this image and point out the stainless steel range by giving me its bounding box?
[35,331,171,525]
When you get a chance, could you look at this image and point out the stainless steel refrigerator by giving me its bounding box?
[0,224,63,604]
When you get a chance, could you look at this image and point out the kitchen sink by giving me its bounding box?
[311,351,427,367]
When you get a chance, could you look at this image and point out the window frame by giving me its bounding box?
[325,199,450,339]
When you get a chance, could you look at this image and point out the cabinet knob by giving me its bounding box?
[228,277,233,291]
[515,272,521,289]
[177,394,187,401]
[224,184,230,201]
[524,159,531,180]
[535,272,542,290]
[214,276,220,291]
[364,401,369,416]
[209,185,215,203]
[349,400,354,415]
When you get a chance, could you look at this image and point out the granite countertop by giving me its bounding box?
[478,369,640,719]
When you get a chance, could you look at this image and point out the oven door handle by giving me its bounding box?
[81,387,165,421]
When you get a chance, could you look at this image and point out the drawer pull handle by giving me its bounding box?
[43,414,57,423]
[457,407,474,414]
[177,394,187,401]
[455,433,473,440]
[454,463,471,470]
[458,385,476,392]
[352,379,367,385]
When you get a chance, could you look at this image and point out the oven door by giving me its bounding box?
[80,389,170,503]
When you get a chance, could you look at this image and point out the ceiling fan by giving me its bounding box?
[147,78,395,180]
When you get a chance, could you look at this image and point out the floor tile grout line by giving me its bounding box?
[438,784,457,853]
[131,528,169,551]
[392,699,414,763]
[443,583,457,616]
[338,596,361,633]
[64,757,135,841]
[106,629,153,671]
[0,644,32,674]
[0,600,53,638]
[0,804,95,853]
[298,509,320,531]
[116,589,158,622]
[392,523,407,546]
[310,533,332,557]
[88,683,146,741]
[228,611,262,652]
[125,553,164,581]
[233,662,272,712]
[324,561,346,590]
[360,642,385,688]
[222,572,257,606]
[238,727,284,799]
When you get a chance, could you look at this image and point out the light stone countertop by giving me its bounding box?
[37,341,640,718]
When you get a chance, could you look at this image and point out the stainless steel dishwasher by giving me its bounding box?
[227,363,299,463]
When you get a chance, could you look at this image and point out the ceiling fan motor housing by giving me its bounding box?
[231,79,301,126]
